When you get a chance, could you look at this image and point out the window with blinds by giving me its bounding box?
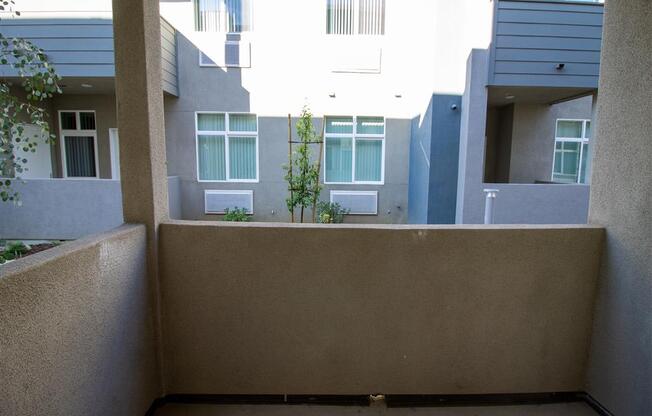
[60,111,97,178]
[194,0,252,33]
[324,116,384,184]
[196,112,258,182]
[326,0,385,35]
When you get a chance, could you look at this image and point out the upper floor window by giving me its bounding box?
[59,111,98,178]
[194,0,252,33]
[196,112,258,182]
[552,119,591,184]
[326,0,385,35]
[324,116,384,184]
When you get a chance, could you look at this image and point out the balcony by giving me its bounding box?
[0,1,649,416]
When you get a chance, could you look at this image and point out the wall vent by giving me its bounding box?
[205,190,253,214]
[330,191,378,215]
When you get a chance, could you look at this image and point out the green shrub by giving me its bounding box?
[317,202,349,224]
[0,241,29,263]
[223,207,250,222]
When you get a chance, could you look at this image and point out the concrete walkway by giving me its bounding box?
[155,402,597,415]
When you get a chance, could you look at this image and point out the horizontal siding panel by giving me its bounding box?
[498,9,604,26]
[496,35,602,51]
[496,22,602,38]
[493,73,598,88]
[161,70,177,86]
[0,24,113,38]
[161,48,177,68]
[498,1,604,14]
[22,38,114,51]
[0,18,112,26]
[47,64,115,77]
[162,79,178,95]
[495,48,601,64]
[46,51,114,64]
[495,61,599,76]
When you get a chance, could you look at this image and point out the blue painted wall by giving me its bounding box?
[408,94,461,224]
[489,0,604,88]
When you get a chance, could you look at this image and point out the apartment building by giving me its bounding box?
[0,0,604,239]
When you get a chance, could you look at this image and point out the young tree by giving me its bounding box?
[284,107,322,222]
[0,1,61,203]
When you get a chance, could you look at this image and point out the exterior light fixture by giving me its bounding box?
[81,83,93,88]
[328,92,336,98]
[505,94,515,100]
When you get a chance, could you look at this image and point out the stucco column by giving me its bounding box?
[112,0,168,394]
[586,1,651,415]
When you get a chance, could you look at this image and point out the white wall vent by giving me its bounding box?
[330,191,378,215]
[205,190,253,214]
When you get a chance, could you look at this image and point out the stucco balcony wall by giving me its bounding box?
[159,221,603,395]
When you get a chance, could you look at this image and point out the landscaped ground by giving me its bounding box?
[0,241,60,264]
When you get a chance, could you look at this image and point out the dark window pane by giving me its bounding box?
[65,136,96,177]
[79,112,96,130]
[60,112,76,130]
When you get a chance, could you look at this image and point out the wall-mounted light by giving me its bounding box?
[395,93,402,98]
[328,92,336,98]
[555,63,565,70]
[505,94,515,100]
[81,83,93,89]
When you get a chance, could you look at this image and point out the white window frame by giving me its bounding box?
[323,115,385,185]
[551,118,590,184]
[325,0,386,36]
[59,110,99,179]
[195,111,259,183]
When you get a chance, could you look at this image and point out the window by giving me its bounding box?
[324,116,384,184]
[60,111,98,178]
[194,0,252,32]
[196,112,258,182]
[326,0,385,35]
[552,119,591,184]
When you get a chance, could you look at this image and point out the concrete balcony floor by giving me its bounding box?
[155,402,597,416]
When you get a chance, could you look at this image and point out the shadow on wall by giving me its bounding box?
[408,94,462,225]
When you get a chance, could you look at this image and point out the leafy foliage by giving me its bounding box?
[0,6,62,203]
[284,107,322,222]
[316,201,349,224]
[223,207,250,222]
[0,240,28,263]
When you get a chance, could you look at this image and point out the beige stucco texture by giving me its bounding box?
[159,222,604,395]
[0,225,160,416]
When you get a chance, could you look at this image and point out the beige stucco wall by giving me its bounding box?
[159,221,603,395]
[0,225,160,416]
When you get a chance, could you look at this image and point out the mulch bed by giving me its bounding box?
[22,243,58,257]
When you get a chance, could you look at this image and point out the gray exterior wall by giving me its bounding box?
[0,177,180,240]
[490,0,604,88]
[457,50,589,225]
[164,35,410,223]
[0,179,123,240]
[0,17,178,95]
[503,95,593,184]
[408,94,461,224]
[586,1,652,414]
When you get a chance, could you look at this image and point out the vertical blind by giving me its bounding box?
[198,135,226,180]
[229,136,256,179]
[355,140,382,181]
[327,0,385,35]
[65,136,96,177]
[195,0,251,32]
[326,137,353,182]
